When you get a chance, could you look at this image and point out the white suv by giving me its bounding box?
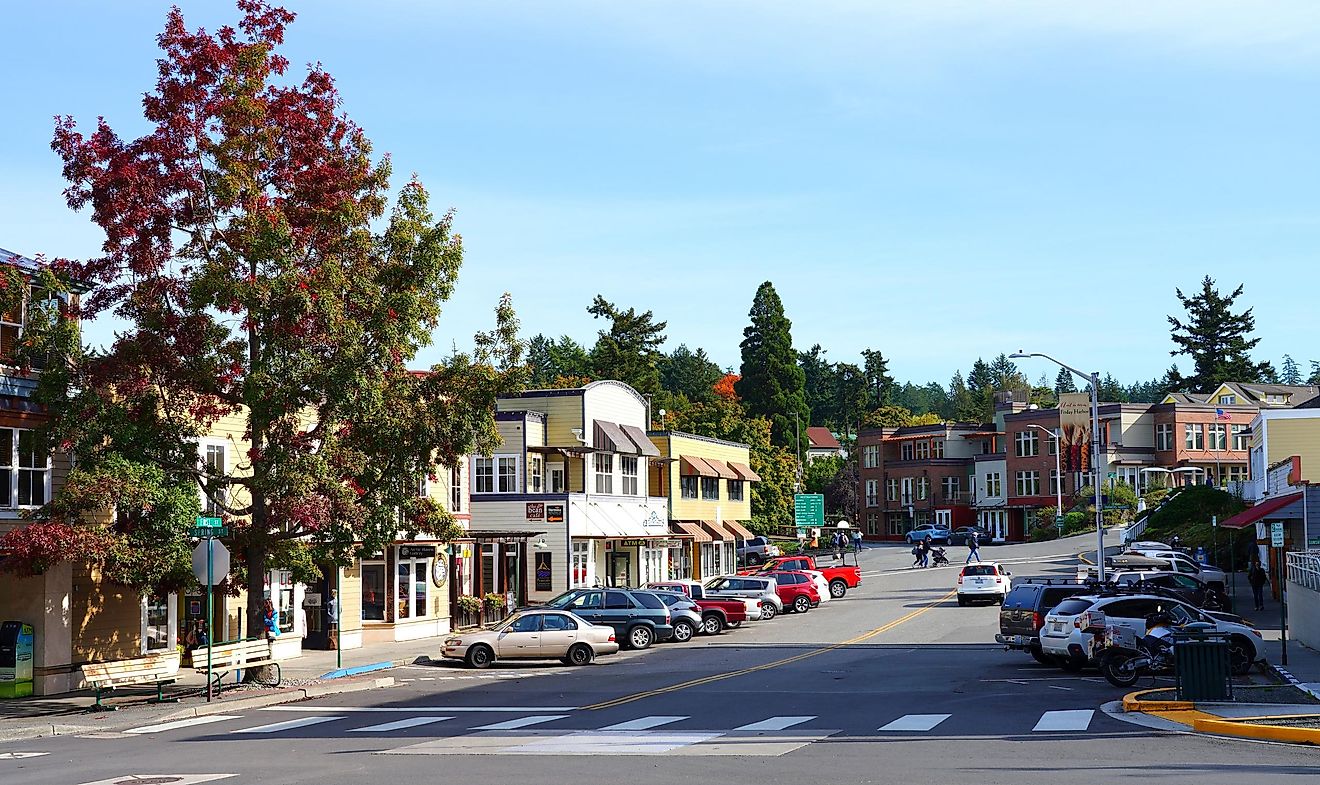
[956,562,1011,606]
[1039,594,1262,674]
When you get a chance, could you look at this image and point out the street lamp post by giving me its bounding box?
[1027,424,1062,527]
[1012,351,1106,581]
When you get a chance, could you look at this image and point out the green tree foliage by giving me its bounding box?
[1280,355,1302,386]
[1097,373,1128,403]
[10,3,527,625]
[861,349,894,407]
[891,381,952,420]
[797,344,834,426]
[948,371,980,422]
[833,362,868,438]
[1310,360,1320,385]
[736,282,809,452]
[1168,276,1274,390]
[861,404,942,429]
[587,295,667,395]
[659,344,722,403]
[526,334,592,387]
[1055,367,1078,394]
[802,455,844,495]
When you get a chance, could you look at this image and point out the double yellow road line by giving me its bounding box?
[585,588,957,711]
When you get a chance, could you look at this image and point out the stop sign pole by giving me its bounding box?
[191,517,228,701]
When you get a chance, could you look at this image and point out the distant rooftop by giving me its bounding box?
[806,426,841,449]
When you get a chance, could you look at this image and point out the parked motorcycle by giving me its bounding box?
[1096,614,1177,688]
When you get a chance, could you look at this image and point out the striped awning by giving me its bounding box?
[620,424,662,457]
[681,456,718,477]
[670,521,712,542]
[704,459,739,480]
[700,520,735,541]
[594,420,635,454]
[728,461,761,481]
[724,520,755,539]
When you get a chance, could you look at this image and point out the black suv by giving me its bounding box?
[996,579,1091,665]
[540,588,674,650]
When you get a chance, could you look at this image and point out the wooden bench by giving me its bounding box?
[196,637,282,692]
[81,651,181,711]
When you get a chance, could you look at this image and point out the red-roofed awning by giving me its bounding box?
[1219,492,1303,530]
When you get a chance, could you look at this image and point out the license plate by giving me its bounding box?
[1051,622,1064,633]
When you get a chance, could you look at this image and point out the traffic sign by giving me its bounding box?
[192,539,230,586]
[1054,515,1065,530]
[1271,521,1285,548]
[794,494,824,529]
[191,516,228,538]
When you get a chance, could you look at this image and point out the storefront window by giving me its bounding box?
[397,560,412,618]
[361,563,385,621]
[482,543,497,594]
[269,570,295,633]
[669,545,691,580]
[144,594,170,652]
[414,561,427,617]
[572,541,592,588]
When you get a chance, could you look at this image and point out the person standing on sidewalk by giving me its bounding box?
[965,531,982,564]
[326,589,341,650]
[1248,561,1269,611]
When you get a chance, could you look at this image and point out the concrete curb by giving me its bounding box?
[1192,714,1320,744]
[158,676,395,721]
[320,661,396,680]
[1122,688,1194,712]
[1267,661,1320,700]
[1077,551,1093,566]
[0,722,100,743]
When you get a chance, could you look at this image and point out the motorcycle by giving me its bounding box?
[1095,618,1176,688]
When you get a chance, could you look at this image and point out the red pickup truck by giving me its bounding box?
[745,555,862,598]
[645,581,756,633]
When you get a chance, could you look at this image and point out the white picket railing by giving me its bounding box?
[1287,551,1320,593]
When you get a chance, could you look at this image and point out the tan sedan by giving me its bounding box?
[441,610,619,669]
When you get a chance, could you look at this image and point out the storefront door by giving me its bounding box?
[304,570,333,650]
[607,551,632,587]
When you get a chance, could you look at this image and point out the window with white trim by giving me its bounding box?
[1014,430,1039,458]
[1184,424,1204,451]
[1015,470,1040,496]
[141,593,176,654]
[865,479,878,507]
[915,440,930,460]
[620,456,638,496]
[450,465,463,512]
[701,476,719,500]
[571,541,592,588]
[474,457,494,493]
[497,457,518,493]
[529,454,544,493]
[900,442,913,461]
[728,479,744,501]
[681,475,698,499]
[1218,394,1236,405]
[916,476,930,501]
[0,429,50,509]
[1050,470,1064,497]
[886,478,899,502]
[1156,424,1174,451]
[1208,423,1227,451]
[1231,424,1248,451]
[985,472,1002,498]
[863,444,880,468]
[594,453,613,494]
[941,476,960,501]
[932,439,945,459]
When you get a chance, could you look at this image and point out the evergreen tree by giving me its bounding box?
[526,334,592,387]
[659,344,722,402]
[1098,373,1127,402]
[1055,367,1078,394]
[1168,276,1274,390]
[988,353,1028,391]
[1161,364,1186,396]
[797,344,835,427]
[736,282,810,452]
[587,295,667,395]
[833,362,868,439]
[966,358,993,396]
[1280,355,1302,386]
[861,349,895,408]
[1310,361,1320,386]
[949,371,980,422]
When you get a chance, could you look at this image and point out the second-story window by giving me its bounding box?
[529,454,544,493]
[1208,423,1227,451]
[863,444,880,468]
[1014,430,1039,458]
[886,478,899,502]
[985,472,1002,498]
[941,476,960,501]
[900,442,914,461]
[865,479,878,507]
[681,476,698,499]
[701,476,719,500]
[916,477,930,500]
[202,443,226,516]
[728,479,744,501]
[620,456,638,496]
[497,457,518,493]
[1185,424,1204,451]
[474,458,494,493]
[0,429,51,508]
[450,465,463,512]
[1231,424,1248,451]
[594,453,613,494]
[915,440,929,460]
[932,439,945,459]
[1156,424,1173,451]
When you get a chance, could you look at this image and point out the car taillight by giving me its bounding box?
[995,576,1002,583]
[608,633,615,642]
[1033,612,1044,629]
[957,575,964,584]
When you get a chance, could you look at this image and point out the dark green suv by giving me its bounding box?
[539,588,674,650]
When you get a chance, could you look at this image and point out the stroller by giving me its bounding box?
[930,548,950,567]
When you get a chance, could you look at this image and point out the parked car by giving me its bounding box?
[642,589,703,643]
[539,588,674,650]
[1110,551,1227,591]
[1039,593,1263,674]
[905,524,951,545]
[440,610,618,668]
[996,578,1093,665]
[644,581,759,628]
[764,570,822,613]
[737,535,782,566]
[748,555,862,598]
[1111,571,1219,608]
[956,562,1012,605]
[704,574,784,620]
[948,526,992,546]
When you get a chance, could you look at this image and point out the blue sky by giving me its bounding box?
[4,1,1320,386]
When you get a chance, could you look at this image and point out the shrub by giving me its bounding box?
[457,595,482,615]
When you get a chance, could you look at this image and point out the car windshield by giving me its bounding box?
[542,591,581,609]
[491,613,527,632]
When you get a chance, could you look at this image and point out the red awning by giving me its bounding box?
[728,461,762,481]
[680,456,718,477]
[1219,492,1303,530]
[704,459,739,480]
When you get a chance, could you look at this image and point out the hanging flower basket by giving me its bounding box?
[456,595,482,615]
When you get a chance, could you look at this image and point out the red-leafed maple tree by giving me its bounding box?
[3,1,524,636]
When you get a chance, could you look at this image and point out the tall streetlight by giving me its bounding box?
[1027,424,1062,527]
[1011,351,1106,580]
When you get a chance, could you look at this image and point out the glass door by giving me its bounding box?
[607,551,632,587]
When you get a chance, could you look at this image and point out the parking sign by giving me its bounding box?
[1271,521,1285,548]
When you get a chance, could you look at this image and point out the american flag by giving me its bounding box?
[1216,408,1232,421]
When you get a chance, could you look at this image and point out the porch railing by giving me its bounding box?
[1286,551,1320,593]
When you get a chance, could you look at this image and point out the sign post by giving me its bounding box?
[1054,515,1065,536]
[190,517,229,702]
[1272,521,1287,665]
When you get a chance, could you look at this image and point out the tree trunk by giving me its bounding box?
[243,543,276,683]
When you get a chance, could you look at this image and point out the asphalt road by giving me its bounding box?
[6,535,1320,785]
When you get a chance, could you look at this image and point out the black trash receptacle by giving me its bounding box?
[1174,624,1233,702]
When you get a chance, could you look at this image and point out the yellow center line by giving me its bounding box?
[584,588,957,711]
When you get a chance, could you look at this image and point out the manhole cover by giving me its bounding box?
[115,779,184,785]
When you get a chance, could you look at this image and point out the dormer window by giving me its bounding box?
[1218,394,1236,405]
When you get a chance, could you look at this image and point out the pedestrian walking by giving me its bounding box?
[965,531,982,564]
[911,543,924,567]
[1248,561,1269,611]
[920,535,933,568]
[851,529,863,553]
[326,589,340,649]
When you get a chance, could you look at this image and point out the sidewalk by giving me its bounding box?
[0,635,445,740]
[1226,573,1320,698]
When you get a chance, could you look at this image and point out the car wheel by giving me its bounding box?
[566,643,594,666]
[1029,645,1054,666]
[702,614,724,635]
[465,644,494,669]
[727,621,741,628]
[672,619,696,643]
[793,595,811,614]
[627,625,654,650]
[1229,636,1256,676]
[760,602,778,620]
[748,553,762,566]
[829,579,848,599]
[957,595,968,607]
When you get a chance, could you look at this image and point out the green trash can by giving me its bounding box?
[1173,623,1233,702]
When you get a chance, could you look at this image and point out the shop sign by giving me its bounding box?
[526,502,546,521]
[432,558,449,587]
[546,504,565,523]
[618,538,683,548]
[535,552,553,591]
[399,545,437,559]
[644,511,665,528]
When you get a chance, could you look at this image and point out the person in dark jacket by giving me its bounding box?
[1248,561,1270,611]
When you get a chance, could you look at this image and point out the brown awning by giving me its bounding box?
[680,456,718,477]
[594,420,635,453]
[700,520,735,541]
[670,521,712,542]
[704,459,739,480]
[620,424,662,457]
[727,461,762,481]
[724,520,755,539]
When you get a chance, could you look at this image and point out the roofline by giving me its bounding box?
[647,429,751,450]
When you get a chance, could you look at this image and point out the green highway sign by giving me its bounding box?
[794,494,825,529]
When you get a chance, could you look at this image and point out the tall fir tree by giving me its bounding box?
[797,344,835,427]
[526,334,592,387]
[1168,276,1274,390]
[1055,367,1078,394]
[659,344,723,402]
[860,349,894,408]
[949,371,980,422]
[1309,360,1320,386]
[833,362,868,439]
[587,295,667,395]
[1280,355,1302,386]
[736,282,810,452]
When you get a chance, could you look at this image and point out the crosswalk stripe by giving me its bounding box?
[126,715,242,735]
[878,714,951,732]
[232,716,344,734]
[348,716,455,733]
[735,716,816,731]
[472,715,570,730]
[1032,710,1094,732]
[600,715,688,731]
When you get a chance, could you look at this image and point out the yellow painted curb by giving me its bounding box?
[1193,716,1320,745]
[1077,551,1093,565]
[1123,688,1194,712]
